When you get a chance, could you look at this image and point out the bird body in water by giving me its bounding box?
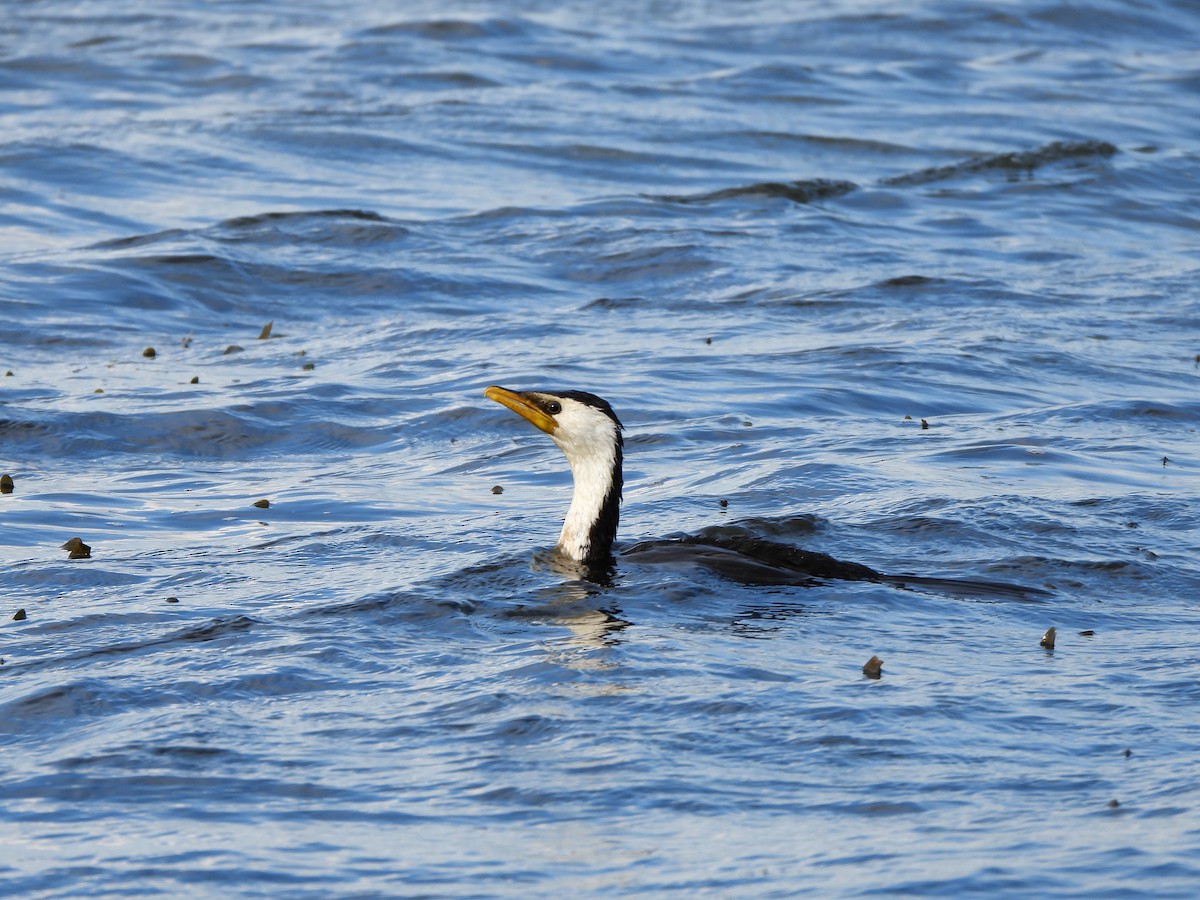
[484,385,1047,599]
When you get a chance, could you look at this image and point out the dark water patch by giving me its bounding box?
[359,16,528,41]
[139,253,221,266]
[389,70,503,90]
[694,59,835,94]
[301,589,478,624]
[142,52,226,74]
[742,131,915,156]
[423,690,512,726]
[242,125,439,163]
[0,680,142,730]
[1069,495,1200,532]
[0,54,143,97]
[4,563,147,592]
[89,228,190,251]
[870,512,1015,544]
[485,713,563,742]
[56,742,239,772]
[792,273,1041,315]
[55,230,540,323]
[1028,2,1200,42]
[698,515,827,541]
[882,140,1118,187]
[706,664,793,683]
[823,799,926,817]
[468,138,733,174]
[216,207,398,240]
[580,296,646,311]
[1006,399,1200,444]
[451,204,570,226]
[650,178,858,206]
[65,34,123,50]
[982,554,1160,587]
[877,273,939,289]
[0,615,267,681]
[0,408,292,458]
[3,769,350,812]
[562,143,685,164]
[571,242,717,285]
[0,419,49,438]
[0,141,185,201]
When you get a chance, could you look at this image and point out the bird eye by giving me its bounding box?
[545,401,562,415]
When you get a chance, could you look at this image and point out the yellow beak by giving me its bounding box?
[484,385,557,434]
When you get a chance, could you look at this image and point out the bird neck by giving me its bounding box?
[557,437,622,563]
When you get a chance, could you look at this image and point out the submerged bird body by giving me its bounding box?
[484,385,1048,599]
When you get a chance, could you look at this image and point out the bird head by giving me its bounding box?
[484,385,624,563]
[483,386,622,463]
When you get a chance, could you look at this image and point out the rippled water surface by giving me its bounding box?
[3,1,1200,896]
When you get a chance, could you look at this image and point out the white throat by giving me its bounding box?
[547,401,621,562]
[556,435,619,560]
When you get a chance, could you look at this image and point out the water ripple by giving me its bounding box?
[2,0,1199,896]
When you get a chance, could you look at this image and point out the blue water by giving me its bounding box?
[2,1,1200,895]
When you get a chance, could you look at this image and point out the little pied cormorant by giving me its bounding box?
[484,385,1049,598]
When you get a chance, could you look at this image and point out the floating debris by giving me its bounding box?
[920,418,930,430]
[166,596,180,604]
[491,485,504,495]
[94,388,104,394]
[258,321,274,340]
[1124,748,1132,758]
[253,499,270,509]
[12,609,26,621]
[224,344,244,355]
[862,655,884,679]
[182,335,193,349]
[1078,629,1095,637]
[1107,798,1120,809]
[1040,626,1056,649]
[719,498,728,508]
[904,414,912,420]
[705,337,712,345]
[143,347,157,358]
[302,362,315,370]
[190,376,199,384]
[1162,456,1170,467]
[0,474,12,494]
[4,370,12,376]
[62,537,92,559]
